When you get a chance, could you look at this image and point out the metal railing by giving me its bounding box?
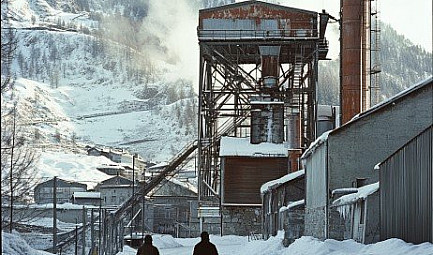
[100,139,199,254]
[198,29,318,40]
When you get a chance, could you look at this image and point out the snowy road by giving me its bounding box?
[158,244,244,255]
[3,231,433,255]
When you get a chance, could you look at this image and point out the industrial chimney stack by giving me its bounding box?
[341,0,371,124]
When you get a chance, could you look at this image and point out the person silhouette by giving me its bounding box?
[193,231,218,255]
[136,235,160,255]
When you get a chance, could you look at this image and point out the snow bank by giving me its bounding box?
[261,170,305,194]
[237,232,286,255]
[220,137,288,157]
[2,231,52,255]
[114,233,433,255]
[152,234,183,249]
[284,236,433,255]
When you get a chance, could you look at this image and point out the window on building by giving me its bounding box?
[165,208,171,219]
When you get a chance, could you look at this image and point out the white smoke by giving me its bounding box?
[139,1,200,88]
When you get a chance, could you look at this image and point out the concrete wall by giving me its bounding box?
[222,207,262,236]
[282,208,304,246]
[328,83,432,191]
[304,206,327,239]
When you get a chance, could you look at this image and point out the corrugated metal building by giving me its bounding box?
[302,77,433,241]
[378,125,432,244]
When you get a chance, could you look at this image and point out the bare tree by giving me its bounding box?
[1,0,39,230]
[1,0,17,93]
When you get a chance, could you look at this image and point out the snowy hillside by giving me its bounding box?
[6,0,199,163]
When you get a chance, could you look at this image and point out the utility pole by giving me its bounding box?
[9,103,16,233]
[142,165,145,242]
[98,201,102,255]
[53,176,58,253]
[75,224,78,255]
[91,208,95,254]
[130,153,137,241]
[82,206,86,255]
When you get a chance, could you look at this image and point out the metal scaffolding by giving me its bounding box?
[197,22,327,212]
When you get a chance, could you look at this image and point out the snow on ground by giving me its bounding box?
[115,233,433,255]
[2,231,52,255]
[17,217,77,232]
[3,230,433,255]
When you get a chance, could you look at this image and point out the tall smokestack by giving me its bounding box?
[341,0,370,124]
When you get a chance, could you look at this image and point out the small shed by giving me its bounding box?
[149,178,198,238]
[260,170,305,241]
[71,191,101,206]
[331,182,380,244]
[218,136,289,235]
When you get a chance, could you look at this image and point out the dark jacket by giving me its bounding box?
[136,243,160,255]
[193,240,218,255]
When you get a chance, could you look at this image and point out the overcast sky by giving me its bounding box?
[275,0,432,54]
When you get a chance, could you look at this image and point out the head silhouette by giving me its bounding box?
[144,234,152,244]
[200,231,209,241]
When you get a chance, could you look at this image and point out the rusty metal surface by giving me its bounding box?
[198,1,317,40]
[341,0,362,124]
[199,2,316,28]
[341,0,371,124]
[222,157,288,205]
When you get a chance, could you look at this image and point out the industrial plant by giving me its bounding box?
[93,1,431,253]
[2,0,431,254]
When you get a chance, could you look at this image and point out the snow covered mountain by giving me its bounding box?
[6,0,202,164]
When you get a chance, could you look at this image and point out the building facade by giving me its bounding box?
[34,178,87,204]
[95,176,136,207]
[302,78,433,241]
